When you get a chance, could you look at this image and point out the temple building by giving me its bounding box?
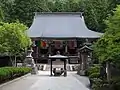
[27,12,102,65]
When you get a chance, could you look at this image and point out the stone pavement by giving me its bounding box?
[0,71,90,90]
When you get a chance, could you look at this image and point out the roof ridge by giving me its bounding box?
[35,12,83,17]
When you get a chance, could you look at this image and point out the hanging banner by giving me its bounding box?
[41,40,46,47]
[54,40,63,49]
[35,40,48,48]
[68,40,77,49]
[35,40,40,47]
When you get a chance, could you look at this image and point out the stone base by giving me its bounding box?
[31,67,38,75]
[77,70,86,76]
[64,71,67,77]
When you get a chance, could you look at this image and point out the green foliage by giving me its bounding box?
[0,67,31,83]
[93,5,120,67]
[51,0,82,12]
[91,78,110,90]
[7,0,83,27]
[83,0,117,32]
[0,7,4,21]
[0,0,119,32]
[0,0,14,22]
[89,73,100,78]
[86,64,100,78]
[91,77,120,90]
[8,0,47,26]
[0,22,31,56]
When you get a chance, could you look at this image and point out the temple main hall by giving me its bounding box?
[27,12,102,70]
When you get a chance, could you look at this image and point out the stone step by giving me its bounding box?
[37,64,80,71]
[45,65,73,71]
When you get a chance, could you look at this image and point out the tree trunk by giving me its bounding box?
[106,62,111,83]
[14,56,16,67]
[9,56,14,66]
[9,56,17,67]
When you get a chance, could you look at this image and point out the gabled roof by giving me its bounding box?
[28,12,103,39]
[79,45,93,51]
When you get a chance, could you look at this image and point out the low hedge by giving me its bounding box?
[0,67,31,83]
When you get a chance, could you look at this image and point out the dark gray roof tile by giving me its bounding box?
[28,12,103,39]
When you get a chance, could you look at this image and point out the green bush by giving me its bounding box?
[86,65,101,89]
[88,66,120,90]
[86,64,100,78]
[92,78,120,90]
[89,72,100,78]
[0,67,31,83]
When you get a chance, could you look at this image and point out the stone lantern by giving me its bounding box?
[78,45,92,75]
[24,48,38,74]
[49,51,68,77]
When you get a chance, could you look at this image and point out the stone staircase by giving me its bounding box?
[45,65,50,71]
[37,64,79,71]
[45,65,70,71]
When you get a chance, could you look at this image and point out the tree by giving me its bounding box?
[51,0,82,12]
[0,0,119,32]
[82,0,118,32]
[93,5,120,82]
[8,0,43,27]
[94,5,120,67]
[8,0,83,27]
[0,22,31,66]
[0,7,4,21]
[0,0,14,22]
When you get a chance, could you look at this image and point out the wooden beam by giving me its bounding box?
[50,59,53,76]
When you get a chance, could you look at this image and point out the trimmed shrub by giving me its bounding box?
[0,67,31,83]
[89,72,100,78]
[86,64,100,77]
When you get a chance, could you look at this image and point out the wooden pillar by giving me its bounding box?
[48,43,51,65]
[65,41,68,53]
[78,51,81,64]
[48,41,52,55]
[64,59,67,77]
[50,59,53,76]
[77,51,81,73]
[36,46,39,64]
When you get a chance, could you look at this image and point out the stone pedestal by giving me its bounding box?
[79,70,86,76]
[49,51,68,77]
[24,49,38,74]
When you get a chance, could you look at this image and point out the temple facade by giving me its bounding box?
[27,12,102,65]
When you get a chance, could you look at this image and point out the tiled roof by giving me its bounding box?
[28,12,103,39]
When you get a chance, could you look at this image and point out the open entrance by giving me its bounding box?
[38,48,48,64]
